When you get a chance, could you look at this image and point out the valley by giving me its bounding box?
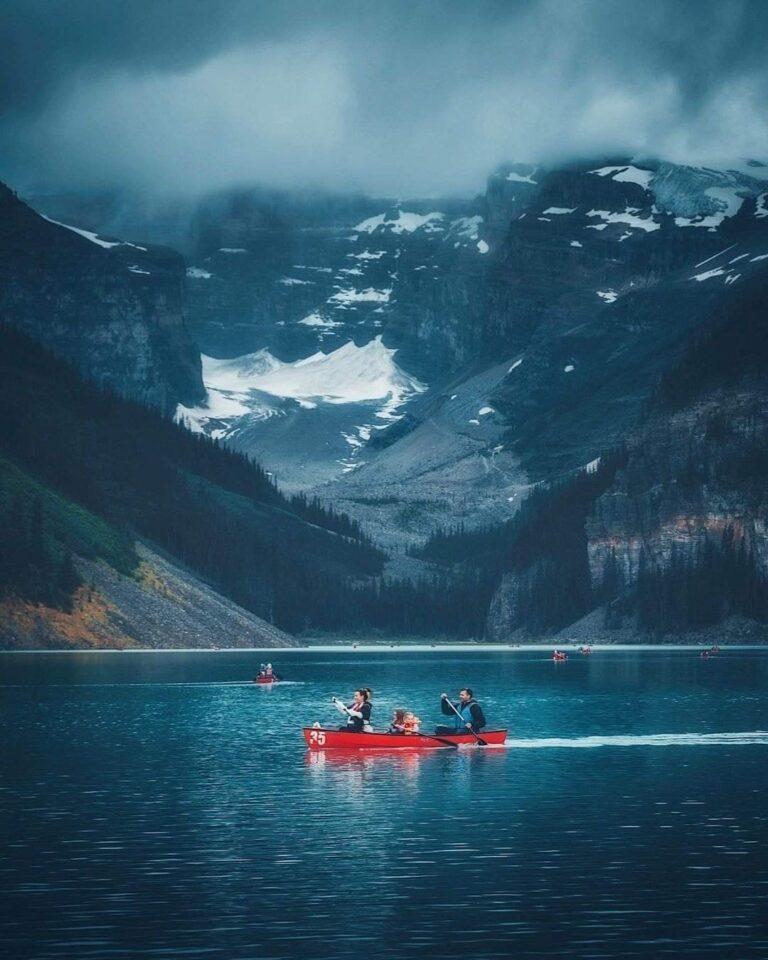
[4,155,768,644]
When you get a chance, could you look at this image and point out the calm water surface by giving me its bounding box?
[1,647,767,960]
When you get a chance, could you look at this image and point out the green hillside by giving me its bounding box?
[0,457,137,609]
[0,324,383,631]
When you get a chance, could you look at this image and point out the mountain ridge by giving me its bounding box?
[0,182,205,413]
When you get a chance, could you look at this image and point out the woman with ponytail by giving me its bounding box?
[332,688,373,733]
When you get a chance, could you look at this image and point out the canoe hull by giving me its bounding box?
[303,727,508,750]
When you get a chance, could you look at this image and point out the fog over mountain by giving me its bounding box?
[2,0,768,197]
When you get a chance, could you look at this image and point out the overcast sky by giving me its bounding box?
[2,0,768,197]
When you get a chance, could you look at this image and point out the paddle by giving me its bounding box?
[442,695,488,746]
[412,733,459,749]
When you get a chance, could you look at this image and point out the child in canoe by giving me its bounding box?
[387,708,421,735]
[403,711,421,734]
[388,708,406,734]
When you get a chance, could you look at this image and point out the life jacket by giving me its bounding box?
[346,701,372,732]
[403,715,420,735]
[451,699,484,731]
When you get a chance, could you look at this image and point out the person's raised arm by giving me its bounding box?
[440,693,454,717]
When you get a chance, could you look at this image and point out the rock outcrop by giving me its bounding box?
[0,182,204,413]
[487,275,768,639]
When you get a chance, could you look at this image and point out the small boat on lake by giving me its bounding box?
[254,662,280,684]
[303,727,508,750]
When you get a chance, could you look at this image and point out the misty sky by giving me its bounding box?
[2,0,768,198]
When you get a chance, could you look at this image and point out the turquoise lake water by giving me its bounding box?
[1,647,767,959]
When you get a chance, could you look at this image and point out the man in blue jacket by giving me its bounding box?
[435,688,486,735]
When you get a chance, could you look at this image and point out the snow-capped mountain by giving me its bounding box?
[32,158,768,553]
[168,156,768,548]
[177,337,425,488]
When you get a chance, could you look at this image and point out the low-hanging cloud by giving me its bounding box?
[2,0,768,197]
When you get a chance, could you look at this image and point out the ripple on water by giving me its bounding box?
[2,648,768,959]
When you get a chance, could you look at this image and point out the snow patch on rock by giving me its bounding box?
[674,187,744,229]
[348,249,385,260]
[586,208,660,233]
[589,165,654,190]
[354,211,444,234]
[329,287,391,305]
[506,170,537,184]
[298,313,343,330]
[42,215,146,251]
[691,267,727,281]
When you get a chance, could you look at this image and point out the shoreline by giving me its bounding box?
[1,642,767,654]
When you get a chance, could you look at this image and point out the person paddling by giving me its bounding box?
[436,688,485,735]
[333,688,373,733]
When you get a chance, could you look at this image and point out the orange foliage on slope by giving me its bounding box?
[0,586,134,649]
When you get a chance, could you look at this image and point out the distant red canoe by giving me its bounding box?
[303,727,508,750]
[254,675,279,684]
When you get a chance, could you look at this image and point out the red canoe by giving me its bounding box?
[254,675,279,684]
[303,727,508,750]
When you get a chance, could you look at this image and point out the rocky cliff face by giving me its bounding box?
[0,182,204,413]
[588,388,768,592]
[487,274,768,639]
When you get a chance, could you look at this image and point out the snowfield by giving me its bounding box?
[586,207,660,233]
[589,165,654,190]
[213,337,424,410]
[354,211,444,234]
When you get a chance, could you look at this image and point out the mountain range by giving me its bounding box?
[3,154,768,644]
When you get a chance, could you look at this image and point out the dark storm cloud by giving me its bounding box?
[1,0,768,196]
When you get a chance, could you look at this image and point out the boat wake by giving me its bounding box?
[500,731,768,749]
